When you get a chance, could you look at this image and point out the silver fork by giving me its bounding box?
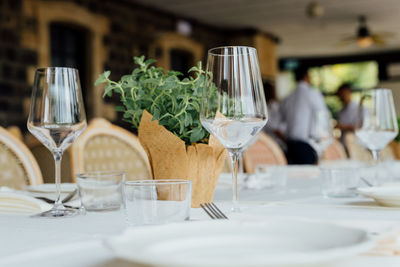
[200,202,229,220]
[34,189,78,207]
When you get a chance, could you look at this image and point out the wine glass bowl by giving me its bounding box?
[27,67,87,217]
[200,46,268,211]
[355,88,398,161]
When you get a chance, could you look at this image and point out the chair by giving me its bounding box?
[70,118,152,181]
[0,126,43,189]
[221,151,233,173]
[344,132,372,161]
[344,132,395,161]
[380,145,395,160]
[25,134,73,183]
[243,132,287,173]
[321,138,347,161]
[7,126,23,141]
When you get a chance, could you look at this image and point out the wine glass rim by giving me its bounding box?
[364,88,392,92]
[76,171,126,179]
[361,88,393,96]
[208,46,256,56]
[36,67,78,73]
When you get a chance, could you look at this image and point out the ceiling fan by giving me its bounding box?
[336,16,393,48]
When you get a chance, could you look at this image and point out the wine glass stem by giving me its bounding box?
[371,149,380,185]
[371,150,379,162]
[229,151,240,212]
[53,151,64,209]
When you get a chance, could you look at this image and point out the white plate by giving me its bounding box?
[105,220,374,267]
[357,186,400,207]
[26,183,77,193]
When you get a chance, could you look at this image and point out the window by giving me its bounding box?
[309,61,378,117]
[170,49,194,75]
[50,23,91,115]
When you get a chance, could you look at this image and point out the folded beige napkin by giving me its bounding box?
[367,230,400,256]
[0,190,51,214]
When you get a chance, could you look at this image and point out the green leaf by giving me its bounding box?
[103,84,115,97]
[104,70,111,79]
[94,71,111,86]
[152,106,160,120]
[190,127,204,143]
[145,59,156,65]
[114,106,125,112]
[188,66,198,73]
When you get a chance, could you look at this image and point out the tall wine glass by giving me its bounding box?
[200,46,268,211]
[355,88,398,163]
[308,110,334,159]
[27,67,87,217]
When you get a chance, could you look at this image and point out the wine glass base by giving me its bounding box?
[32,207,79,218]
[231,206,241,212]
[231,201,241,212]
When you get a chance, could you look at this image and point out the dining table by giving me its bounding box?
[1,165,400,267]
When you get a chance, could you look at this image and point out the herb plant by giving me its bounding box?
[95,56,214,145]
[395,118,400,142]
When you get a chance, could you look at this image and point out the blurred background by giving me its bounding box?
[1,0,400,129]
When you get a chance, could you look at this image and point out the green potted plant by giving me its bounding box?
[95,56,226,207]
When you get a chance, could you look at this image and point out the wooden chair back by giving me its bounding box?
[0,126,43,189]
[7,126,23,141]
[25,134,73,183]
[345,132,395,161]
[344,132,372,161]
[243,133,287,173]
[321,138,347,161]
[70,118,151,181]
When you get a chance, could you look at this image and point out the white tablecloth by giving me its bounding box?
[2,173,400,267]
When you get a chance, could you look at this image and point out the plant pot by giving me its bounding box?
[390,141,400,160]
[138,110,226,208]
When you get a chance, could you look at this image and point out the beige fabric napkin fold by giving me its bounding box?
[367,230,400,256]
[0,191,51,214]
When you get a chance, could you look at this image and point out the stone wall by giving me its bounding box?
[0,0,37,129]
[0,0,277,131]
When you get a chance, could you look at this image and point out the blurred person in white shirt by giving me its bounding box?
[279,67,328,164]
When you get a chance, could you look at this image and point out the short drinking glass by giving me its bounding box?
[76,171,125,212]
[321,168,359,198]
[124,180,191,226]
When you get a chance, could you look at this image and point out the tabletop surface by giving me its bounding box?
[2,173,400,267]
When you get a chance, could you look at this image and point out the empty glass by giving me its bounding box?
[124,180,191,226]
[76,171,125,211]
[321,168,359,198]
